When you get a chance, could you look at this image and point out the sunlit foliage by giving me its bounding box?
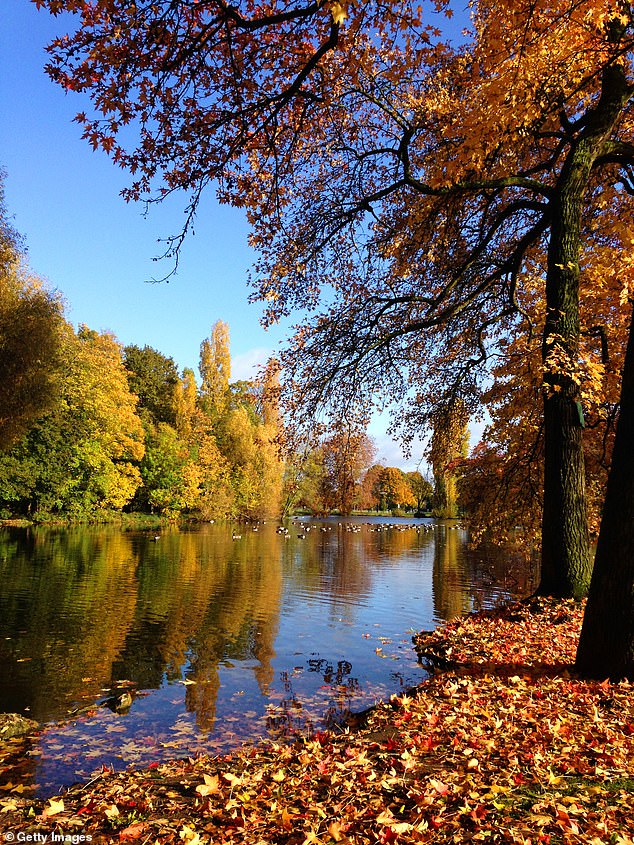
[0,178,66,451]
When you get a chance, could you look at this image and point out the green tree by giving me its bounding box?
[405,471,433,514]
[124,344,179,426]
[0,326,145,517]
[137,421,190,515]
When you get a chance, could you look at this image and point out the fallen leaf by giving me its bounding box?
[119,821,146,840]
[196,773,221,796]
[327,820,345,841]
[429,778,449,795]
[280,807,293,831]
[42,798,65,817]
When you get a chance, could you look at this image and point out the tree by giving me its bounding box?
[458,245,627,548]
[183,410,234,520]
[136,421,191,515]
[0,170,21,269]
[312,422,375,515]
[358,464,386,512]
[575,300,634,680]
[124,344,179,426]
[1,179,65,450]
[378,466,416,512]
[429,400,469,519]
[174,367,198,442]
[406,471,433,514]
[198,325,284,519]
[36,1,634,604]
[199,321,231,417]
[0,325,145,517]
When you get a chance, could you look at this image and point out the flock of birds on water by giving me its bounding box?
[150,521,465,542]
[229,521,466,541]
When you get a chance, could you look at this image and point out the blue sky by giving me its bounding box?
[1,0,282,377]
[0,0,465,471]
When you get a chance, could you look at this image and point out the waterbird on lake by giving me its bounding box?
[101,691,133,714]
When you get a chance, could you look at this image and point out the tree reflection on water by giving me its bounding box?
[0,518,537,796]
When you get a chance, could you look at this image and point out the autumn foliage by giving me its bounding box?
[30,0,634,603]
[0,259,286,520]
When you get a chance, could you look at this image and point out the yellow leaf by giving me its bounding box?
[272,769,286,783]
[330,1,347,26]
[196,773,221,796]
[179,825,201,844]
[547,770,565,787]
[1,800,18,813]
[43,798,65,817]
[390,822,413,834]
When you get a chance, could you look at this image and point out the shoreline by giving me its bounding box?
[1,598,632,843]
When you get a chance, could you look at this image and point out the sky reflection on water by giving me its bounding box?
[0,518,536,796]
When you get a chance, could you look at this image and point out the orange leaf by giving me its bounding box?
[280,807,293,831]
[119,821,147,840]
[328,820,345,841]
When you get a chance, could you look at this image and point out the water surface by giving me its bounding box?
[0,517,535,796]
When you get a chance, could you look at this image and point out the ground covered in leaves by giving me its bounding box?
[1,598,633,844]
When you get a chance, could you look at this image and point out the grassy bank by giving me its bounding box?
[1,598,632,843]
[1,512,174,530]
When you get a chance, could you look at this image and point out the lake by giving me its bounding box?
[0,517,536,797]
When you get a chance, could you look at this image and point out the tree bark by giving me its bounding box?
[538,62,631,598]
[540,392,590,597]
[575,308,634,680]
[539,174,591,598]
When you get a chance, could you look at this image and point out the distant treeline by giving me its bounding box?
[2,180,435,522]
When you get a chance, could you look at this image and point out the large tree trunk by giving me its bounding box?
[538,62,631,598]
[575,309,634,680]
[538,164,592,598]
[540,392,590,597]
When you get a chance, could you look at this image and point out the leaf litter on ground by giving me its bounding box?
[1,597,633,843]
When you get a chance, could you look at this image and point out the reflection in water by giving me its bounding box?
[0,519,537,796]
